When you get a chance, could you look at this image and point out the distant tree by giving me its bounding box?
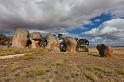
[5,36,12,45]
[0,33,12,46]
[0,33,6,45]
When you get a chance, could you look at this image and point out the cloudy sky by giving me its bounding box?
[0,0,124,46]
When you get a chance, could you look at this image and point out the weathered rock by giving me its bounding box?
[30,32,42,48]
[12,28,29,48]
[46,34,60,51]
[63,37,77,52]
[41,37,47,47]
[97,44,113,58]
[76,39,89,52]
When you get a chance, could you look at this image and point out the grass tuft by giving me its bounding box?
[25,66,48,77]
[93,66,112,73]
[52,60,64,66]
[84,72,98,82]
[23,53,34,60]
[87,65,113,73]
[116,67,124,75]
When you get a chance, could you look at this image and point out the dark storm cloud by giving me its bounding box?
[0,0,124,32]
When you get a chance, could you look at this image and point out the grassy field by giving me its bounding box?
[0,47,124,82]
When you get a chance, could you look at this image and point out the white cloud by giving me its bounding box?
[28,29,49,37]
[29,30,48,34]
[94,19,101,22]
[84,18,124,46]
[84,28,99,36]
[59,32,80,38]
[85,26,122,36]
[0,0,124,32]
[84,18,124,38]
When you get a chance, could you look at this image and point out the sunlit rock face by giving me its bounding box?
[12,28,29,48]
[46,34,60,51]
[63,37,77,52]
[30,32,42,48]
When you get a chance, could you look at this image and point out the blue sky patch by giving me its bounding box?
[67,12,112,35]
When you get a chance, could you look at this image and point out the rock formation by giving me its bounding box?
[97,44,113,58]
[30,32,42,48]
[12,28,29,48]
[46,34,60,51]
[63,37,77,52]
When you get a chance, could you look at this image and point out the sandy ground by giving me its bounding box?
[0,48,123,82]
[0,54,25,59]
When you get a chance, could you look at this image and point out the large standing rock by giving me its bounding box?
[97,44,113,58]
[12,28,29,48]
[46,34,60,51]
[30,32,42,48]
[63,37,77,52]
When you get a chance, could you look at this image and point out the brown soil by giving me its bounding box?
[0,48,124,82]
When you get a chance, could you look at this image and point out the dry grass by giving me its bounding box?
[22,53,34,60]
[0,47,47,56]
[8,62,23,72]
[0,47,123,82]
[87,65,113,73]
[52,60,64,66]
